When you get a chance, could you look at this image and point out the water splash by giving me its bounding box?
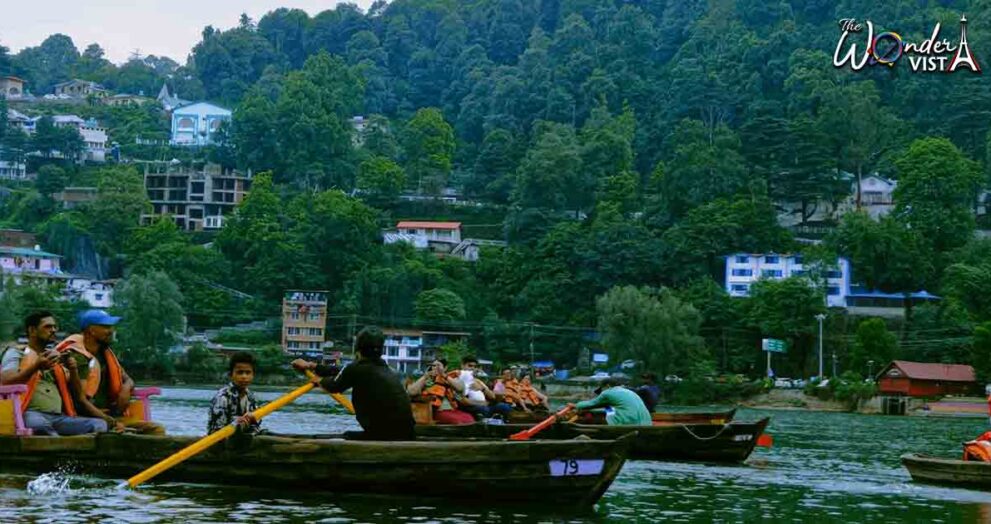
[27,471,71,495]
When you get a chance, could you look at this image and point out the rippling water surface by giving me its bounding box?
[1,387,989,523]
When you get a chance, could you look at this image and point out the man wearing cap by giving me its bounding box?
[61,309,165,435]
[568,378,652,426]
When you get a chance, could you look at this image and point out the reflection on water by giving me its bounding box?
[2,388,991,522]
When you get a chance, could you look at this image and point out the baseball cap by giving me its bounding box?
[79,309,121,329]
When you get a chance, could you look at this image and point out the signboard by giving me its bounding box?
[592,353,609,364]
[762,338,787,353]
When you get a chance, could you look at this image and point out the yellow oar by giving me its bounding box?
[305,370,354,414]
[127,380,316,488]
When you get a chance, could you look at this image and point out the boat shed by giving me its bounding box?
[876,360,977,397]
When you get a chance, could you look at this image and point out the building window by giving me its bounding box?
[827,286,841,296]
[792,256,803,264]
[731,284,749,293]
[94,293,103,300]
[761,269,783,278]
[731,269,752,277]
[734,255,748,264]
[177,117,194,129]
[791,270,806,277]
[826,270,842,279]
[309,328,322,336]
[408,348,419,358]
[764,256,779,264]
[387,347,399,357]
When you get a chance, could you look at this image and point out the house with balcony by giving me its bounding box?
[381,328,470,373]
[282,290,328,354]
[170,102,232,146]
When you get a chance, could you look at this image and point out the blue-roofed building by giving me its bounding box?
[170,102,232,146]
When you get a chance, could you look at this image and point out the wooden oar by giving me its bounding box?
[509,405,574,441]
[305,370,355,414]
[126,380,316,488]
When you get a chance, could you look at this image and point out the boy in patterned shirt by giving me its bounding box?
[207,352,261,434]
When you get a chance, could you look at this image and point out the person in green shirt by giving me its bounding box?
[568,378,652,426]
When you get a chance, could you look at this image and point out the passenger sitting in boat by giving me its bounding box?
[519,375,551,411]
[568,378,652,426]
[207,352,262,434]
[292,326,415,440]
[448,356,512,420]
[492,368,530,412]
[634,373,661,413]
[406,358,474,425]
[0,311,108,436]
[59,310,165,435]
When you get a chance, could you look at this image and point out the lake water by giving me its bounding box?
[1,387,989,523]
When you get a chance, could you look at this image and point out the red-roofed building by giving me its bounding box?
[395,221,463,243]
[876,360,977,397]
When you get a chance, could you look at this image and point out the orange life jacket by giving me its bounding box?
[497,378,523,404]
[420,375,457,408]
[518,380,543,405]
[18,347,77,416]
[964,431,991,462]
[58,335,123,401]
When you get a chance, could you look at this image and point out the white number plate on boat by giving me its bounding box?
[732,434,752,442]
[549,459,604,476]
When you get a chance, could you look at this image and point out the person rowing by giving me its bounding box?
[292,326,415,440]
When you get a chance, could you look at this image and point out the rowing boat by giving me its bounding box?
[417,418,770,463]
[901,453,991,489]
[0,432,634,507]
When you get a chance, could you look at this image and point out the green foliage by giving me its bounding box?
[87,165,151,256]
[832,371,878,412]
[357,156,406,205]
[404,108,455,195]
[437,340,470,365]
[35,165,68,197]
[596,285,708,378]
[849,318,898,379]
[112,271,184,378]
[972,322,991,383]
[745,277,826,377]
[895,138,981,254]
[415,288,466,323]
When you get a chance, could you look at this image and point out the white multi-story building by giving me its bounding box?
[724,253,850,308]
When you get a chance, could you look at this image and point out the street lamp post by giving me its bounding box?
[868,359,875,381]
[815,314,826,379]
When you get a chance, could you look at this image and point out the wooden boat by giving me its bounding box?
[0,432,634,507]
[417,417,770,463]
[579,408,738,427]
[902,453,991,489]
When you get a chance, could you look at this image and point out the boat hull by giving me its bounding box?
[902,453,991,489]
[505,408,737,426]
[417,418,770,463]
[0,432,634,507]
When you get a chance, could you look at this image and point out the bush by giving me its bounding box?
[833,371,877,411]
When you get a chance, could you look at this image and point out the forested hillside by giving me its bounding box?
[1,0,990,382]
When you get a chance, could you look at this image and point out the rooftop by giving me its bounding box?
[396,221,462,230]
[0,246,60,258]
[882,360,975,382]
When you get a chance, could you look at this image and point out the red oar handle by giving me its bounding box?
[509,405,574,441]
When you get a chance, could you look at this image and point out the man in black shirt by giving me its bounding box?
[291,326,415,440]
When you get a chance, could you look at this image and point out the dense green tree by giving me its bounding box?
[662,119,747,218]
[849,318,898,378]
[596,285,708,378]
[513,121,582,212]
[86,166,151,256]
[35,165,68,197]
[403,108,455,194]
[745,277,826,377]
[357,156,406,205]
[113,271,184,377]
[31,116,84,161]
[894,137,981,254]
[14,34,79,93]
[415,288,466,323]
